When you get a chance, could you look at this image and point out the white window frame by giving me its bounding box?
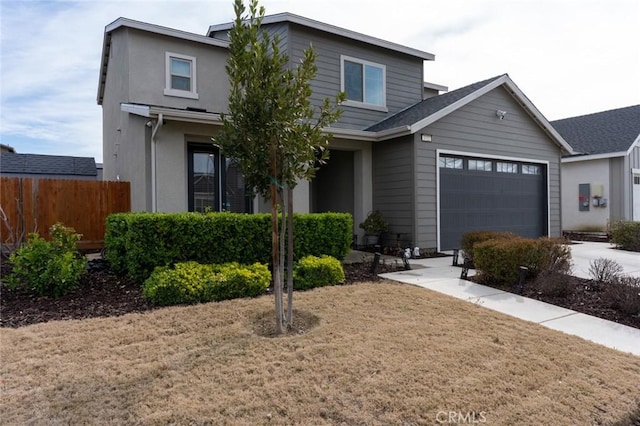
[340,55,387,112]
[164,52,199,99]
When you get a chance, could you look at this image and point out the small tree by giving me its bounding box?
[215,0,344,334]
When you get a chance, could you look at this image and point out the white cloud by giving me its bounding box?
[1,0,639,162]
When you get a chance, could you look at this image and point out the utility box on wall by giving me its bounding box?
[578,183,590,211]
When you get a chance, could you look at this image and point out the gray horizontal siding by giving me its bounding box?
[372,136,414,243]
[631,146,640,169]
[413,86,563,248]
[287,24,423,130]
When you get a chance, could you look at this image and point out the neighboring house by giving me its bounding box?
[97,14,572,251]
[553,105,640,231]
[0,152,99,180]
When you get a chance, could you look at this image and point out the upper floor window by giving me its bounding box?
[164,52,198,99]
[340,55,386,111]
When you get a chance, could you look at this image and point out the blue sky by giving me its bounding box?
[1,0,639,163]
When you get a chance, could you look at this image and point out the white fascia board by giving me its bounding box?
[121,103,151,117]
[324,127,378,141]
[562,151,627,163]
[208,13,434,60]
[106,17,229,48]
[149,106,222,125]
[376,125,413,141]
[625,133,640,155]
[423,81,448,92]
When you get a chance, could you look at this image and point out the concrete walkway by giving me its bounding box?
[375,247,640,357]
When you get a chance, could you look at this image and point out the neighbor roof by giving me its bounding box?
[0,153,97,176]
[207,12,435,61]
[364,74,574,154]
[551,105,640,156]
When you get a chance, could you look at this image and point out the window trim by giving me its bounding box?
[164,52,199,99]
[340,55,387,112]
[496,161,518,173]
[468,159,492,172]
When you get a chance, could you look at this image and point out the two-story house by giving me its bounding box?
[97,13,573,251]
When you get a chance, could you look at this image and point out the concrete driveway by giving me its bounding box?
[569,241,640,279]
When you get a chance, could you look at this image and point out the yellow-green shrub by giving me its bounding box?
[142,261,270,306]
[610,221,640,252]
[460,231,517,261]
[474,237,571,287]
[293,255,345,290]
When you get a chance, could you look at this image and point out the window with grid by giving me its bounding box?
[497,162,518,173]
[468,159,492,171]
[522,164,541,175]
[439,157,463,169]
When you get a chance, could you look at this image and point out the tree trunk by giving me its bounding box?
[278,186,287,328]
[286,185,294,326]
[270,145,283,335]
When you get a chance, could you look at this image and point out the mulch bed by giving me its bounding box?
[1,257,638,330]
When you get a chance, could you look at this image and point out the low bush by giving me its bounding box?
[142,261,271,306]
[532,270,574,298]
[609,221,640,252]
[603,276,640,316]
[474,237,571,287]
[460,231,517,262]
[588,258,624,283]
[6,223,86,297]
[293,255,345,291]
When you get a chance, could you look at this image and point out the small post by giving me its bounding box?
[370,252,381,274]
[402,249,411,270]
[452,249,459,266]
[460,259,470,279]
[512,266,528,294]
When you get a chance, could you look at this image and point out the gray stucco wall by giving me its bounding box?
[407,86,562,249]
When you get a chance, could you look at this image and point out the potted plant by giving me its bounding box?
[359,210,389,245]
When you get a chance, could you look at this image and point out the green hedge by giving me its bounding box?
[610,221,640,252]
[105,212,352,282]
[460,231,517,262]
[474,237,571,287]
[142,261,271,306]
[293,255,345,290]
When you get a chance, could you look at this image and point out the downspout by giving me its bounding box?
[150,113,163,213]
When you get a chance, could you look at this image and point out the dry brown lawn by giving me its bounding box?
[2,281,639,425]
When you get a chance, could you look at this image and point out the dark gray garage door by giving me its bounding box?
[439,155,547,251]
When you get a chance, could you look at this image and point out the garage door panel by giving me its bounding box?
[440,156,547,250]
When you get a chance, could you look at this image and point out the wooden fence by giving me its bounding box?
[1,178,130,250]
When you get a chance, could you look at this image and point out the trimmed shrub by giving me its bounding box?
[474,237,571,287]
[142,261,271,306]
[7,223,86,297]
[293,255,345,291]
[460,231,517,262]
[609,221,640,252]
[105,212,352,283]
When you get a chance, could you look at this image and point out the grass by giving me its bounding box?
[2,281,639,425]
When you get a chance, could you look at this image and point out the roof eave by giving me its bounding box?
[208,12,434,60]
[562,151,628,163]
[121,103,223,125]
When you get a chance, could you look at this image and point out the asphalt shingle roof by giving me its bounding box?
[0,153,97,176]
[551,105,640,155]
[365,75,505,132]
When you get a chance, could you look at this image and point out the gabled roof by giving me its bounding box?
[207,12,435,61]
[364,74,574,154]
[0,153,97,176]
[551,105,640,157]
